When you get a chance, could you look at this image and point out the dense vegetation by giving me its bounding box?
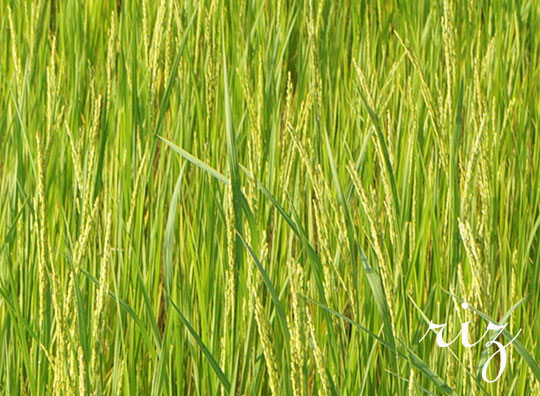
[0,0,539,394]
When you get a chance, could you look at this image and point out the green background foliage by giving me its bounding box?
[0,0,539,394]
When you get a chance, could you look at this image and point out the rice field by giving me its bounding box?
[0,0,539,394]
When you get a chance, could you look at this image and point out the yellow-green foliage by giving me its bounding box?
[0,0,539,395]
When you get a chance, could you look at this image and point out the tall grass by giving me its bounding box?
[0,0,539,394]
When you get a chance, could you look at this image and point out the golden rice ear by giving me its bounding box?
[91,211,112,378]
[7,5,22,89]
[36,132,49,330]
[106,12,117,110]
[287,259,306,396]
[306,304,330,396]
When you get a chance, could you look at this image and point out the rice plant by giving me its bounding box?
[0,0,539,394]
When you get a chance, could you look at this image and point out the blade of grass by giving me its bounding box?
[168,297,231,392]
[163,162,187,295]
[444,291,540,381]
[237,232,290,342]
[308,296,459,396]
[157,136,229,185]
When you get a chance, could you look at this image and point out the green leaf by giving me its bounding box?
[169,298,232,392]
[158,136,229,185]
[237,232,290,343]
